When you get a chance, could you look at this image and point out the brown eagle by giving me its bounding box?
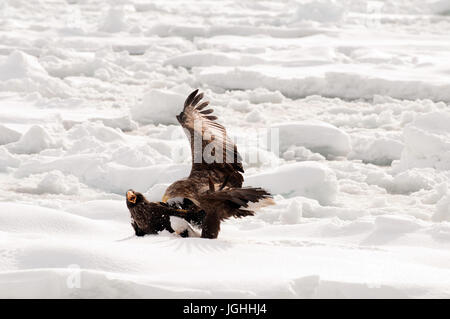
[126,89,273,239]
[126,190,201,237]
[162,89,245,202]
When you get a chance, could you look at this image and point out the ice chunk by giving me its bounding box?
[272,121,351,157]
[399,112,450,170]
[98,7,128,33]
[0,147,20,171]
[350,137,404,165]
[131,89,185,125]
[0,51,73,97]
[280,200,302,224]
[36,171,80,195]
[0,50,48,81]
[15,171,81,195]
[433,187,450,222]
[7,125,55,154]
[245,162,338,205]
[0,125,21,145]
[292,0,346,23]
[68,122,125,143]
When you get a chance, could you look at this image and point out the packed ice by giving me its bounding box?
[1,0,450,298]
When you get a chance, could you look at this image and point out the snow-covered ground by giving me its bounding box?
[1,0,450,298]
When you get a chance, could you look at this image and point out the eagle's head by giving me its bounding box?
[126,189,145,208]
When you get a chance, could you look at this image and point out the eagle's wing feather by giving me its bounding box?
[197,187,272,238]
[177,89,244,188]
[199,187,272,220]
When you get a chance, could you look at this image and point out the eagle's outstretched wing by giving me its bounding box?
[176,89,244,188]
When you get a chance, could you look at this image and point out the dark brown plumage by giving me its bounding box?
[196,186,272,238]
[163,89,244,205]
[126,190,194,237]
[161,90,273,238]
[126,89,273,239]
[126,187,271,239]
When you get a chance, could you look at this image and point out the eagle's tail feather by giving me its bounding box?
[201,187,273,219]
[232,209,255,218]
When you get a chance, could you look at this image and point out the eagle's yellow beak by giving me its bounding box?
[162,195,169,203]
[127,191,137,203]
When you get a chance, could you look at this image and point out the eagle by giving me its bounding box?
[162,89,245,202]
[126,190,201,238]
[126,89,273,239]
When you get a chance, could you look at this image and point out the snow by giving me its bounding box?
[349,136,404,165]
[399,112,450,170]
[1,0,450,299]
[0,125,21,145]
[272,121,351,157]
[279,200,303,225]
[131,89,187,125]
[0,51,48,81]
[197,66,450,102]
[98,7,129,33]
[245,162,338,205]
[293,0,347,23]
[434,194,450,222]
[0,51,73,97]
[26,171,80,195]
[0,147,20,170]
[7,125,56,154]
